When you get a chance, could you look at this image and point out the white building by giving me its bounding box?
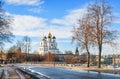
[39,32,59,55]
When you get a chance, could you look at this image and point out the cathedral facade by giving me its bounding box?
[39,32,59,55]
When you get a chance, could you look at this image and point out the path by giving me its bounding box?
[2,66,26,79]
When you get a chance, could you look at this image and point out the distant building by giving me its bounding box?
[39,32,59,55]
[75,47,79,56]
[0,51,7,64]
[99,54,120,66]
[111,54,120,66]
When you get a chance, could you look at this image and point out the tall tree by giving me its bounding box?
[0,1,13,47]
[72,14,92,67]
[22,36,31,53]
[88,1,116,68]
[16,40,24,52]
[22,36,31,61]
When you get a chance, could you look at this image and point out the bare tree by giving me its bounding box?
[88,0,116,68]
[72,14,92,67]
[15,47,23,63]
[16,40,25,52]
[22,36,31,53]
[22,36,31,61]
[0,1,13,47]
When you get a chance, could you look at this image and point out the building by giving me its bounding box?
[112,54,120,66]
[39,32,59,55]
[75,47,79,56]
[0,51,7,64]
[98,54,120,66]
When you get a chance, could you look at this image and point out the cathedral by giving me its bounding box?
[39,32,59,55]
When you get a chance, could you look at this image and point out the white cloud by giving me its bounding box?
[13,14,47,30]
[28,7,43,13]
[11,14,47,37]
[9,14,71,38]
[5,0,44,6]
[6,7,87,39]
[49,8,87,38]
[51,8,87,26]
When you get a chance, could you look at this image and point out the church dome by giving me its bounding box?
[48,32,52,38]
[44,36,47,39]
[52,36,56,39]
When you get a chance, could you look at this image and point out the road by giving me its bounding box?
[26,66,120,79]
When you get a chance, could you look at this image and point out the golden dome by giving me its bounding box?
[48,32,52,38]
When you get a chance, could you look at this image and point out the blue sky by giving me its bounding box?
[3,0,120,55]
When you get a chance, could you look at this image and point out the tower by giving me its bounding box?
[75,47,79,56]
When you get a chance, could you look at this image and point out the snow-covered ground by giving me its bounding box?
[18,65,120,79]
[0,67,3,78]
[107,65,120,70]
[18,66,50,79]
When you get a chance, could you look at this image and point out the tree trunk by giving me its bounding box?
[87,52,90,67]
[98,45,102,68]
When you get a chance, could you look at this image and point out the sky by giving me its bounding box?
[2,0,120,55]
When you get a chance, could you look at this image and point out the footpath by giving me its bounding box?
[0,65,33,79]
[3,66,21,79]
